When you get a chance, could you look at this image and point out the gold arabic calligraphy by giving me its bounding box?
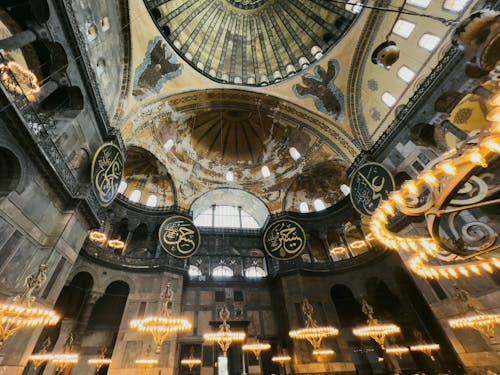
[267,222,304,258]
[95,148,123,204]
[161,220,196,254]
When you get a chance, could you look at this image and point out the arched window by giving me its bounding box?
[188,265,202,277]
[212,266,233,278]
[299,202,309,213]
[261,165,271,178]
[245,266,266,278]
[129,189,141,203]
[118,181,127,194]
[397,66,416,83]
[418,34,441,52]
[289,147,301,161]
[444,0,469,12]
[382,92,397,107]
[313,198,326,211]
[392,19,415,39]
[194,205,260,229]
[340,184,351,196]
[146,194,158,207]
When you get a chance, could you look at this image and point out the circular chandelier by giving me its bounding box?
[28,338,53,369]
[370,73,500,279]
[352,300,400,349]
[449,314,500,338]
[409,343,440,360]
[0,265,60,348]
[88,348,112,371]
[385,346,409,357]
[447,285,500,339]
[203,305,246,355]
[88,230,125,251]
[180,347,202,371]
[130,284,191,353]
[312,348,335,357]
[135,358,159,367]
[51,334,80,371]
[242,340,271,358]
[289,299,339,350]
[272,353,292,365]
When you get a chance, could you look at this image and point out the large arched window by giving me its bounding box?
[194,205,260,229]
[188,265,202,277]
[212,266,233,278]
[245,266,266,278]
[129,189,141,203]
[146,194,158,207]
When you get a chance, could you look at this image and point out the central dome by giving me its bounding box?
[146,0,361,85]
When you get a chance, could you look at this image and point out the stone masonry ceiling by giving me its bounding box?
[145,0,360,85]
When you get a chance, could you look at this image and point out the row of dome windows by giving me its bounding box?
[381,21,446,108]
[188,265,266,279]
[407,0,469,11]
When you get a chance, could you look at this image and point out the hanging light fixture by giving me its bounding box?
[449,314,500,338]
[410,343,440,360]
[203,305,246,356]
[0,264,60,348]
[180,347,202,371]
[447,285,500,339]
[312,347,335,357]
[352,300,400,349]
[130,284,191,353]
[88,348,112,372]
[28,338,53,369]
[370,74,500,279]
[88,230,107,245]
[289,299,339,350]
[385,346,409,357]
[242,341,271,358]
[51,334,79,371]
[135,358,159,367]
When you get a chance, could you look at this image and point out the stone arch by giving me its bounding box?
[38,85,84,119]
[0,146,21,197]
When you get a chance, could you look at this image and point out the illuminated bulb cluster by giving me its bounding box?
[352,324,400,337]
[409,343,440,353]
[0,61,41,100]
[312,348,335,356]
[107,239,125,250]
[289,326,339,340]
[130,316,191,353]
[369,87,500,279]
[242,342,271,356]
[449,314,500,338]
[203,331,246,344]
[272,355,292,363]
[88,358,112,366]
[385,346,409,356]
[135,358,159,367]
[0,304,60,327]
[88,231,125,250]
[52,353,79,368]
[180,358,202,367]
[88,230,107,244]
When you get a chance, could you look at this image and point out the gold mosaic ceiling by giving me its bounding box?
[146,0,360,85]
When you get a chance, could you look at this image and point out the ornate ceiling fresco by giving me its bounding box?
[121,146,176,207]
[109,0,478,215]
[144,0,360,86]
[121,89,358,211]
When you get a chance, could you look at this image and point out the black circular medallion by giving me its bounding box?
[159,216,200,258]
[263,219,306,260]
[91,143,124,207]
[350,162,395,216]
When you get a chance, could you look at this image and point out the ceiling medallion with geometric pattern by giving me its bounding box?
[145,0,361,86]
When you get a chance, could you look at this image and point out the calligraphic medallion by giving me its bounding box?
[263,219,306,260]
[350,162,395,216]
[159,216,200,258]
[91,143,124,207]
